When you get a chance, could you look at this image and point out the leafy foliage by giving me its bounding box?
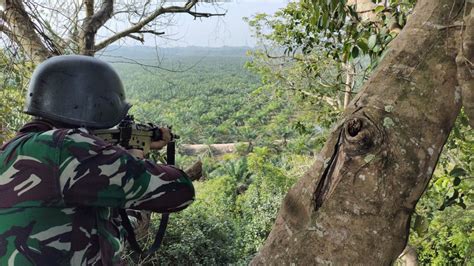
[410,113,474,265]
[244,0,416,119]
[0,51,31,143]
[256,0,415,61]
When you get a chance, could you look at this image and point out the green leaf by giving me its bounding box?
[373,44,382,53]
[438,203,446,211]
[414,214,429,236]
[321,11,329,28]
[450,189,459,200]
[385,35,393,43]
[450,167,467,177]
[357,38,369,53]
[398,13,406,27]
[453,177,461,186]
[351,45,360,59]
[368,34,377,49]
[460,113,469,126]
[342,42,351,61]
[374,5,385,14]
[312,7,321,26]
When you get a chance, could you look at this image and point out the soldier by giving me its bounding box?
[0,55,195,265]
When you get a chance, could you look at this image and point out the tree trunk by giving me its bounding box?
[398,245,418,266]
[79,0,113,56]
[457,7,474,127]
[4,0,51,63]
[343,63,355,109]
[180,143,250,156]
[252,0,470,264]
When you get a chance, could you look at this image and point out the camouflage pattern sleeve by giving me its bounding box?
[59,128,195,212]
[0,126,194,265]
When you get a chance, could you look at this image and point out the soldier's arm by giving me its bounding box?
[58,129,194,212]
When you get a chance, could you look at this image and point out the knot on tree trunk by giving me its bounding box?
[346,118,363,137]
[343,114,384,156]
[313,113,385,210]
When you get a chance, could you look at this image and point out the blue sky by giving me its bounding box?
[140,0,290,47]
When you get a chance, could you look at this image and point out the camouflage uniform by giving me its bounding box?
[0,121,195,265]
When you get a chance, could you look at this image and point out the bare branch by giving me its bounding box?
[137,30,165,36]
[0,21,14,41]
[23,1,64,55]
[95,0,225,51]
[84,0,94,18]
[80,0,113,55]
[66,1,83,53]
[27,1,82,52]
[126,34,144,43]
[187,10,226,18]
[89,0,114,32]
[1,0,226,58]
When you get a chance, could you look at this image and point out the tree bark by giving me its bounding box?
[343,63,355,109]
[457,6,474,127]
[3,0,51,63]
[184,160,203,181]
[79,0,113,56]
[347,0,378,21]
[398,244,418,266]
[1,1,225,58]
[180,142,250,156]
[252,0,469,264]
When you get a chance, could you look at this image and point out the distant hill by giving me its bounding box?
[98,45,253,64]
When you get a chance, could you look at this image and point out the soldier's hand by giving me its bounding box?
[150,127,172,150]
[128,148,145,159]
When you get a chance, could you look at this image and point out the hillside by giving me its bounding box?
[105,46,323,150]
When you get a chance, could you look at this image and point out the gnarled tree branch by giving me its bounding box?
[79,0,113,55]
[3,0,51,63]
[94,0,225,52]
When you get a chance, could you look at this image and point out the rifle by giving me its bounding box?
[92,115,176,256]
[92,115,178,157]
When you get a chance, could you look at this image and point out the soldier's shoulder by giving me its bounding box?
[23,128,107,150]
[31,128,89,146]
[61,128,109,148]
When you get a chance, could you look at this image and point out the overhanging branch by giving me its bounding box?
[127,34,144,43]
[95,0,225,51]
[137,30,165,36]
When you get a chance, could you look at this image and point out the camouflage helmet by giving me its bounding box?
[25,55,131,129]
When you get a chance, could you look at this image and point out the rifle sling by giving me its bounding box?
[119,209,170,256]
[120,140,175,256]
